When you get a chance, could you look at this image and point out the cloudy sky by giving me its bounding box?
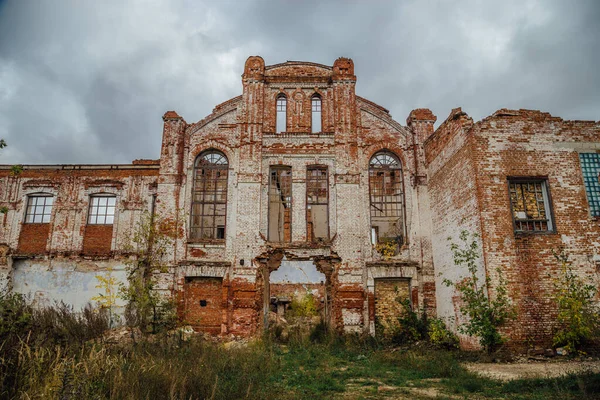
[0,0,598,165]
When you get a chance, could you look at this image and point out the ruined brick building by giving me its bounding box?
[0,56,598,348]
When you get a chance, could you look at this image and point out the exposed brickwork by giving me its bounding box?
[82,225,113,255]
[374,278,410,327]
[17,223,49,254]
[5,57,597,350]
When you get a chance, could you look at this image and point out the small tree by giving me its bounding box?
[120,211,176,333]
[552,249,599,353]
[443,231,515,353]
[91,267,119,328]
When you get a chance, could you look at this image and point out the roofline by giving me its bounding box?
[265,61,333,71]
[0,164,160,170]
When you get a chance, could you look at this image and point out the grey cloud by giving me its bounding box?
[0,0,598,164]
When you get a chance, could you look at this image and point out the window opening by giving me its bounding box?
[276,95,287,133]
[509,179,553,232]
[268,166,292,242]
[191,150,228,240]
[311,95,322,133]
[306,166,328,241]
[579,153,600,217]
[25,195,53,223]
[369,151,405,251]
[88,195,116,224]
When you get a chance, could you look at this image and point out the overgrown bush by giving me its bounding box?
[552,249,600,353]
[428,317,459,349]
[443,230,515,353]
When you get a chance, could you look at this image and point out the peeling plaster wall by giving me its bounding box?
[12,259,128,313]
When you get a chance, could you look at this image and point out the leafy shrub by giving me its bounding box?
[428,318,459,349]
[552,250,599,353]
[288,291,319,318]
[443,230,515,353]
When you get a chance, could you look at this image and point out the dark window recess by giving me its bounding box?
[200,300,207,307]
[191,150,228,240]
[369,151,406,249]
[268,166,292,242]
[508,179,553,232]
[306,166,329,241]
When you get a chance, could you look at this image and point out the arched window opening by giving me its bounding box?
[369,151,405,252]
[191,150,228,240]
[276,95,287,133]
[311,95,322,133]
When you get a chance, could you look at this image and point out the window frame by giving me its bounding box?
[190,149,229,242]
[276,94,287,134]
[311,94,322,133]
[578,152,600,218]
[306,165,329,241]
[268,165,293,242]
[507,177,556,234]
[24,193,54,224]
[87,194,117,225]
[368,150,407,247]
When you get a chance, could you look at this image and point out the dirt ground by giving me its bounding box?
[464,360,600,381]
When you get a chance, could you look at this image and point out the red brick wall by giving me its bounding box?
[82,224,113,255]
[17,223,50,254]
[183,277,225,334]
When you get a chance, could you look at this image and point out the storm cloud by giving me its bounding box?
[0,0,598,164]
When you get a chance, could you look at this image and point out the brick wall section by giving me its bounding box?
[471,110,600,350]
[374,278,410,326]
[17,223,49,254]
[183,277,225,334]
[82,224,113,255]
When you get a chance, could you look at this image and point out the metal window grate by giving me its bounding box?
[191,151,228,240]
[509,180,551,232]
[25,195,53,223]
[579,153,600,217]
[88,195,116,224]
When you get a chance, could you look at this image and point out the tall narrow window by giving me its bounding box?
[311,95,322,133]
[369,151,405,249]
[508,178,553,232]
[25,194,53,223]
[268,166,292,242]
[307,166,328,241]
[191,150,228,240]
[88,195,116,224]
[276,95,287,133]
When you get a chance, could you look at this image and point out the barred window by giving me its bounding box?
[88,195,116,224]
[191,150,228,240]
[508,179,553,232]
[369,151,405,247]
[311,95,322,133]
[579,153,600,217]
[276,95,287,133]
[25,194,53,223]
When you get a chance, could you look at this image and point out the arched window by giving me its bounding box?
[369,151,405,247]
[276,94,287,133]
[311,95,322,133]
[191,150,228,240]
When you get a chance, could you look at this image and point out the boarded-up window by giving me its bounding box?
[508,178,553,232]
[375,278,411,337]
[268,166,292,242]
[311,95,322,133]
[184,277,224,334]
[369,151,405,248]
[191,150,228,240]
[276,95,287,133]
[306,166,328,241]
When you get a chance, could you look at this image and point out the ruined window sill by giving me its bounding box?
[513,230,557,237]
[187,241,225,248]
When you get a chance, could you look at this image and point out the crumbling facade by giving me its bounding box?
[0,56,598,349]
